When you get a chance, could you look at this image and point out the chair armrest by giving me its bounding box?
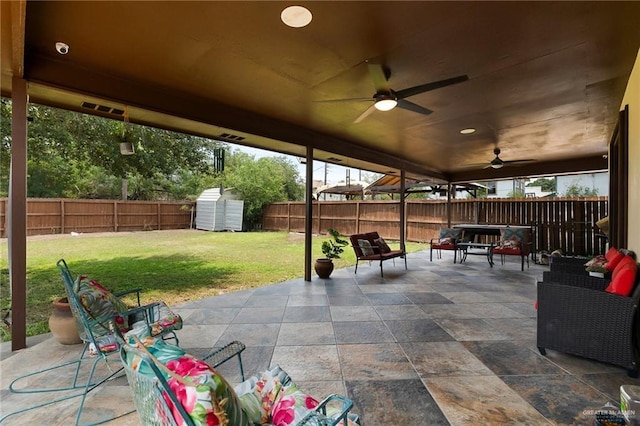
[299,394,355,426]
[119,301,164,323]
[537,280,636,331]
[114,288,142,307]
[202,341,246,368]
[202,340,246,381]
[542,271,609,291]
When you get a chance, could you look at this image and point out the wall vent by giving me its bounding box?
[327,157,342,162]
[81,101,125,116]
[218,132,246,142]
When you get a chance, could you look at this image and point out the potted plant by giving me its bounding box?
[315,228,348,278]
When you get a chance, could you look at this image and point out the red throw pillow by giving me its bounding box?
[612,255,636,280]
[605,263,637,296]
[605,247,624,271]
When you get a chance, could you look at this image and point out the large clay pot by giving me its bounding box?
[49,297,82,345]
[314,258,334,278]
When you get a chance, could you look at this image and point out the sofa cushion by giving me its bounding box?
[605,263,638,296]
[438,228,461,241]
[374,237,391,254]
[613,255,637,280]
[605,247,625,271]
[584,255,607,268]
[357,239,375,256]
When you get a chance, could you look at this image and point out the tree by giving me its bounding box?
[527,178,555,192]
[222,152,304,230]
[1,99,223,200]
[564,183,598,197]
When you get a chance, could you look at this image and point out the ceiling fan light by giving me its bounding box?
[490,161,503,169]
[374,99,397,111]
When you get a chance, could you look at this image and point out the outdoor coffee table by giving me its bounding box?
[458,242,494,267]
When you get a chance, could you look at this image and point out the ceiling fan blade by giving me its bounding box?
[503,159,536,164]
[314,97,373,103]
[353,104,377,123]
[396,99,433,115]
[395,75,469,99]
[367,62,391,92]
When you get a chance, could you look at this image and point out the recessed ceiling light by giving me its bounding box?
[460,128,476,135]
[281,6,312,28]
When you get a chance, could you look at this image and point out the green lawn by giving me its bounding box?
[0,229,426,341]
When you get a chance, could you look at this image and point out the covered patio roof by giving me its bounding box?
[2,1,639,182]
[2,1,639,350]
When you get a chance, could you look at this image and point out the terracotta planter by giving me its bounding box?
[49,297,82,345]
[314,258,334,278]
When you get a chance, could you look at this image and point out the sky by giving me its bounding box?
[228,144,377,185]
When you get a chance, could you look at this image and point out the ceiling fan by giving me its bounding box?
[481,147,535,169]
[318,62,468,123]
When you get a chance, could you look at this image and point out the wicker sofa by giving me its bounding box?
[537,259,640,377]
[349,231,406,277]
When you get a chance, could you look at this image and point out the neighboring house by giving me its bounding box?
[556,172,609,196]
[486,172,608,198]
[524,186,555,198]
[487,178,528,198]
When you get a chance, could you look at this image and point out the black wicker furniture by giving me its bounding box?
[537,266,640,377]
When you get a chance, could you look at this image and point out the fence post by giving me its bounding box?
[287,202,291,233]
[157,202,161,230]
[60,199,65,234]
[355,201,360,234]
[114,201,118,232]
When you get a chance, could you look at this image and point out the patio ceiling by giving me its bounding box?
[2,1,640,183]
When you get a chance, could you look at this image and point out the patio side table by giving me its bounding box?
[458,242,495,267]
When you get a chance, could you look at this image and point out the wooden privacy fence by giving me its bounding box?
[263,197,609,256]
[0,198,194,237]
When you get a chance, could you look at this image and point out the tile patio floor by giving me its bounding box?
[1,249,639,425]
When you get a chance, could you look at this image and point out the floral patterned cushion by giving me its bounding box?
[74,276,129,339]
[148,302,183,337]
[234,365,322,426]
[126,336,251,426]
[74,276,183,342]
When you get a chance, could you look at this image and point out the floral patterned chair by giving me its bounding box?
[121,335,360,426]
[4,259,183,425]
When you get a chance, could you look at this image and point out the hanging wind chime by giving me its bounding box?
[119,107,135,155]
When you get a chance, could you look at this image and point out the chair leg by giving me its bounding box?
[430,247,433,261]
[379,259,384,277]
[355,259,359,274]
[3,346,129,425]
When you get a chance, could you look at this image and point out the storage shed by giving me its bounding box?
[195,188,244,231]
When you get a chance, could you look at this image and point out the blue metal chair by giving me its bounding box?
[121,336,358,426]
[2,259,182,425]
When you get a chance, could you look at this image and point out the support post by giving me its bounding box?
[9,77,28,351]
[400,170,406,252]
[304,146,313,281]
